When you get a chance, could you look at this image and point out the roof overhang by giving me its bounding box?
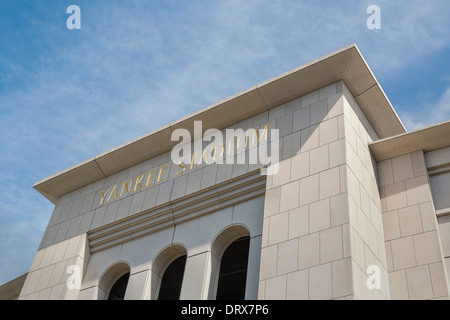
[34,43,406,204]
[369,120,450,162]
[0,273,27,300]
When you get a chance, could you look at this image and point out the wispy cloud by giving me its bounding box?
[400,85,450,131]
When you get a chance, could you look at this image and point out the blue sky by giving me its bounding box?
[0,0,449,285]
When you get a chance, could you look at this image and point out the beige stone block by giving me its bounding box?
[392,154,414,182]
[429,262,449,298]
[380,187,387,213]
[215,163,232,184]
[385,241,394,272]
[128,191,146,216]
[329,139,346,168]
[48,260,67,287]
[277,239,298,275]
[102,201,119,226]
[332,258,353,298]
[54,220,71,243]
[337,114,345,140]
[282,131,301,159]
[319,117,338,146]
[260,245,277,280]
[310,199,331,233]
[310,99,328,125]
[286,269,308,299]
[264,187,280,217]
[257,280,266,300]
[299,174,319,205]
[36,265,54,292]
[22,270,42,296]
[269,104,285,120]
[288,206,309,239]
[90,206,107,230]
[438,215,450,257]
[290,152,309,181]
[261,217,269,248]
[391,236,416,270]
[382,210,401,241]
[405,176,431,206]
[320,167,341,199]
[411,151,427,177]
[265,275,286,300]
[49,283,66,300]
[272,159,291,188]
[413,231,442,266]
[51,240,69,265]
[327,93,343,118]
[285,97,302,114]
[385,181,407,211]
[310,145,329,175]
[419,202,436,232]
[300,124,319,152]
[319,83,337,100]
[342,223,351,258]
[330,193,349,227]
[320,226,343,263]
[268,211,289,245]
[298,233,320,270]
[340,165,348,194]
[389,270,409,300]
[277,112,294,138]
[293,106,310,132]
[37,287,53,300]
[279,181,300,212]
[398,205,423,236]
[406,265,434,300]
[39,245,57,269]
[115,195,133,221]
[179,252,210,300]
[155,180,173,206]
[302,90,319,107]
[309,263,332,300]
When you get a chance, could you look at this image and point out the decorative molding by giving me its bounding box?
[88,170,267,253]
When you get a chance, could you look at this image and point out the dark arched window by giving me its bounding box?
[107,272,130,300]
[216,236,250,300]
[158,255,187,300]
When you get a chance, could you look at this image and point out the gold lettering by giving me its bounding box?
[134,174,145,192]
[197,148,210,167]
[157,165,169,182]
[212,144,225,161]
[120,179,134,197]
[99,187,110,205]
[176,160,186,175]
[190,153,199,170]
[227,137,234,155]
[146,169,158,187]
[106,185,117,202]
[236,134,249,151]
[252,123,271,145]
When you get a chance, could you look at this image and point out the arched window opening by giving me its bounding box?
[107,272,130,300]
[216,236,250,300]
[158,255,187,300]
